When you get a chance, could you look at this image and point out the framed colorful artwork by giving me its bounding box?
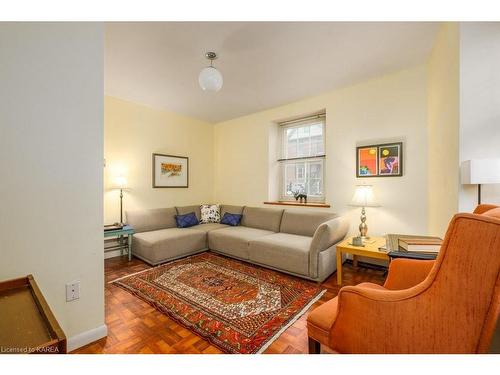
[356,145,378,177]
[356,142,403,177]
[152,153,189,188]
[378,142,403,176]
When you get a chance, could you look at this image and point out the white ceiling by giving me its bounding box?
[105,22,439,123]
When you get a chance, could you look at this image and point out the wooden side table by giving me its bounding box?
[336,236,388,285]
[104,225,134,261]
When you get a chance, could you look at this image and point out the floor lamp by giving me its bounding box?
[113,176,128,225]
[461,159,500,204]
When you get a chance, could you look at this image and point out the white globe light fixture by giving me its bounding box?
[198,52,223,92]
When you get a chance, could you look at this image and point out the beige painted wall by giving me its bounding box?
[104,96,214,224]
[214,65,429,237]
[459,23,500,211]
[427,23,460,237]
[0,23,104,345]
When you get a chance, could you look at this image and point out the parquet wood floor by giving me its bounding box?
[72,253,387,354]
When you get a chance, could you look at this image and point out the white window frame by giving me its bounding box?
[278,114,326,202]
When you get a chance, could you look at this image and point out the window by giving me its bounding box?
[278,114,326,202]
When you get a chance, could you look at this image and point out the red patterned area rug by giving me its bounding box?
[111,252,325,354]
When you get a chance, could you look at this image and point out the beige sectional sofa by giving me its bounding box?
[125,204,348,282]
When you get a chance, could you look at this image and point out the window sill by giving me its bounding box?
[263,201,331,208]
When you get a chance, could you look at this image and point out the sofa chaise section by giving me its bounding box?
[125,207,209,265]
[132,228,206,265]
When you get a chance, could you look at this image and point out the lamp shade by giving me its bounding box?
[198,66,223,92]
[461,159,500,184]
[112,175,128,189]
[350,185,379,207]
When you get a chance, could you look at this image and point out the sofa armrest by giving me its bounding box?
[309,217,348,278]
[383,258,435,290]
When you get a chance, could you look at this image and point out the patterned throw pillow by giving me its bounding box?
[220,212,242,226]
[200,204,221,224]
[175,212,199,228]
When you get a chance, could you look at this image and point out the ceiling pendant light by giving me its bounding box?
[198,52,223,92]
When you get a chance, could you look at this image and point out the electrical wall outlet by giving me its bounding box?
[66,281,80,302]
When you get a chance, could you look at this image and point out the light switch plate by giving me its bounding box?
[66,281,80,302]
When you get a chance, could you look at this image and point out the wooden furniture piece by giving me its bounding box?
[104,225,134,261]
[335,236,387,285]
[0,275,66,354]
[307,208,500,353]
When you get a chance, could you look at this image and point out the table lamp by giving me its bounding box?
[461,159,500,204]
[113,175,128,225]
[350,185,379,239]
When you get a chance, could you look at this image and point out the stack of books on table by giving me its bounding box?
[398,236,442,254]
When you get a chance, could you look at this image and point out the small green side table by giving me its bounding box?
[104,225,135,261]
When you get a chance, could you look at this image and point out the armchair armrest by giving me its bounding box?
[383,258,434,290]
[309,217,348,278]
[473,204,498,214]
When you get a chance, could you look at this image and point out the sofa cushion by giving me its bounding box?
[220,212,242,226]
[220,204,245,217]
[187,223,229,233]
[280,210,338,237]
[241,207,284,232]
[176,205,202,221]
[175,212,199,228]
[125,207,177,233]
[208,226,274,259]
[249,233,312,276]
[132,228,206,264]
[200,204,221,223]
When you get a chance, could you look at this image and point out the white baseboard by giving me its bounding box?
[67,324,108,352]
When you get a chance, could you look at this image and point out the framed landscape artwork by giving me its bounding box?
[356,142,403,177]
[152,153,189,188]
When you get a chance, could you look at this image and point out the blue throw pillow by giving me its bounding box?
[175,212,199,228]
[220,212,242,226]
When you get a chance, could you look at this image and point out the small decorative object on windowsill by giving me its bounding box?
[293,190,307,204]
[349,185,380,239]
[461,159,500,204]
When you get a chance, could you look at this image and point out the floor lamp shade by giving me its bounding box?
[461,159,500,204]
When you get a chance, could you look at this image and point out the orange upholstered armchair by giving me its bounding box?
[307,206,500,353]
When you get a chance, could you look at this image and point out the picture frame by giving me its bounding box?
[356,142,403,177]
[378,142,403,177]
[152,153,189,188]
[356,145,378,177]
